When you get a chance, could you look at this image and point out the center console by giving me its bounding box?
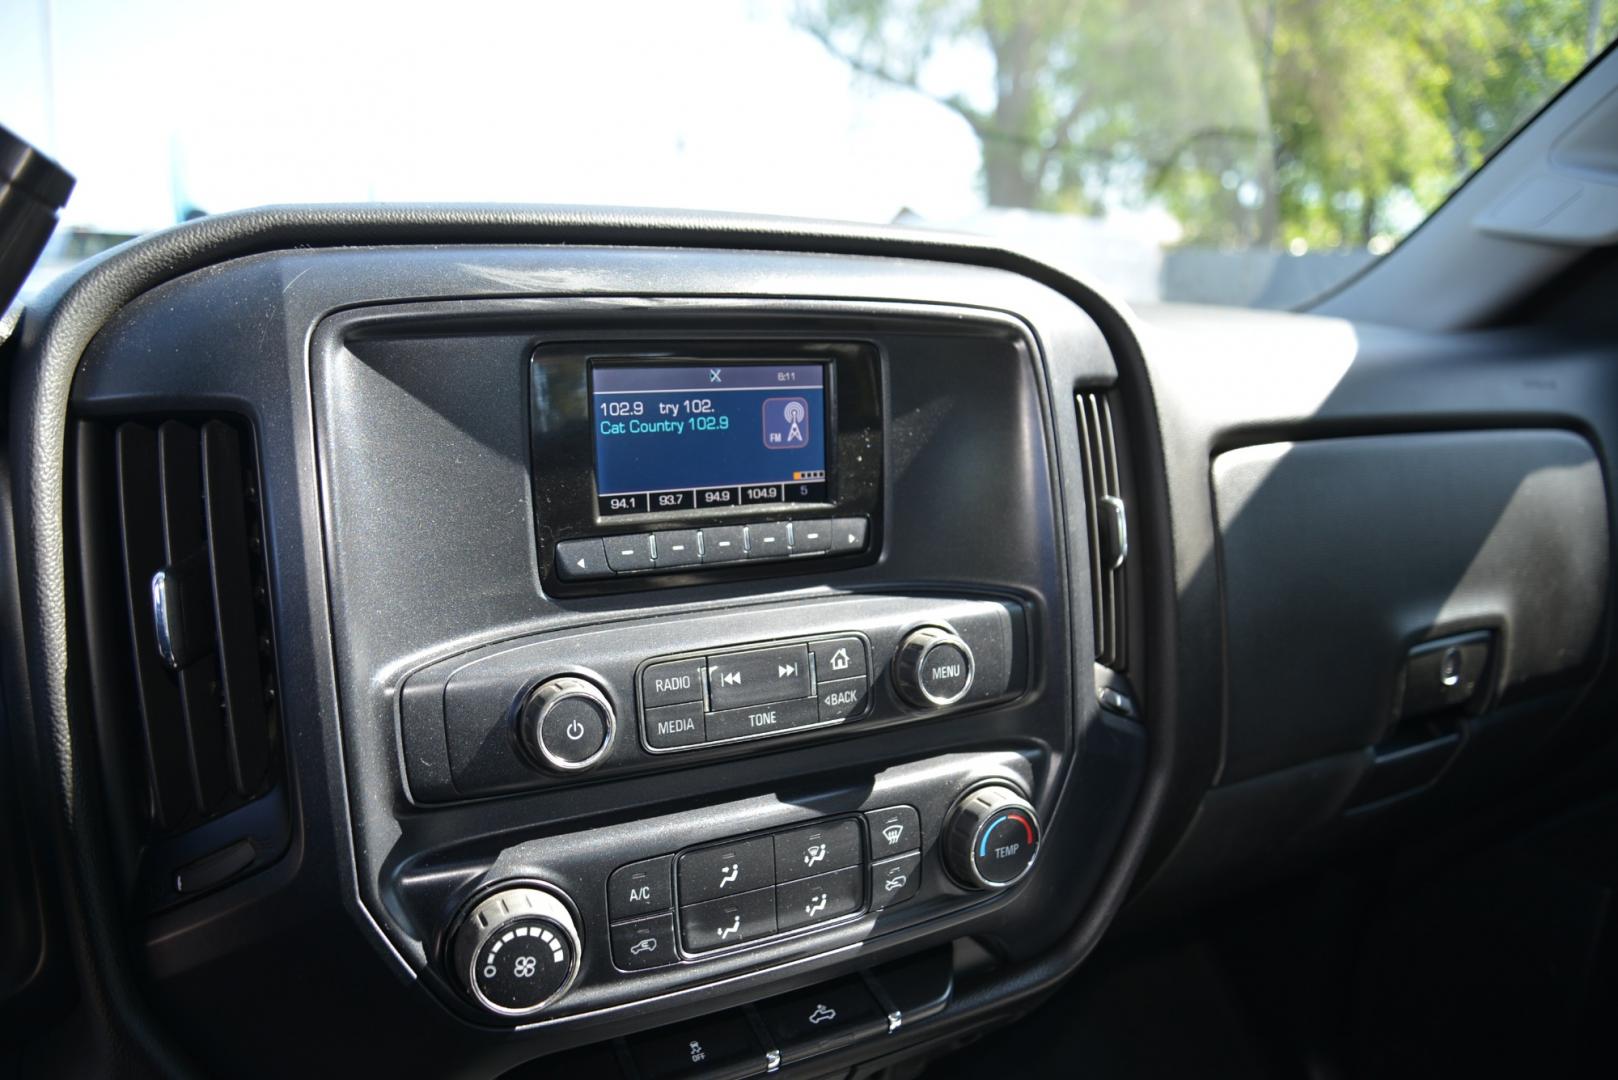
[51,232,1146,1079]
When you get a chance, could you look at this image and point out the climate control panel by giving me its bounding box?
[436,758,1042,1022]
[602,807,923,974]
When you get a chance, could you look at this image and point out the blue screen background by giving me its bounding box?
[592,363,828,496]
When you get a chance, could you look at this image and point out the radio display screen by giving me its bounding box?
[590,361,830,516]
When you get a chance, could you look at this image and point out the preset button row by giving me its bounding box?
[556,516,869,581]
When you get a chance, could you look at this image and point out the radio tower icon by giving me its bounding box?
[763,397,811,449]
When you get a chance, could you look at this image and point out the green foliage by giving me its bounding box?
[798,0,1618,249]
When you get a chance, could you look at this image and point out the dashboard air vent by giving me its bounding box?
[107,419,279,834]
[1077,393,1128,669]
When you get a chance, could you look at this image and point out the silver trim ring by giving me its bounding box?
[454,884,583,1018]
[520,676,616,773]
[895,626,975,708]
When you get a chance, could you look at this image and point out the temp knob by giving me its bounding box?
[451,885,582,1017]
[517,676,615,773]
[945,784,1041,890]
[892,626,975,707]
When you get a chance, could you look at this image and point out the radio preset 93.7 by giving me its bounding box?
[591,361,831,517]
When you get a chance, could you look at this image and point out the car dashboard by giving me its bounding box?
[1,207,1612,1078]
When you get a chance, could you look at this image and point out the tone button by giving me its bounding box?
[704,697,819,743]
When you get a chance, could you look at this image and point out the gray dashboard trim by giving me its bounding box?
[9,206,1168,1075]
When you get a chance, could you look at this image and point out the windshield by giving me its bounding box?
[5,0,1615,307]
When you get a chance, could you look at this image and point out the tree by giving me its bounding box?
[799,0,1618,249]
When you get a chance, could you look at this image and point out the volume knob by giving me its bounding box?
[517,676,615,773]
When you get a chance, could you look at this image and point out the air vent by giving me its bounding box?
[1077,393,1128,669]
[77,418,281,842]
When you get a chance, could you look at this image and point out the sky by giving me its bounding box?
[0,0,988,232]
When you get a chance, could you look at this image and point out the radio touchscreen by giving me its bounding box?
[591,361,831,517]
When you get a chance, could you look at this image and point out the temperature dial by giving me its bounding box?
[451,885,582,1017]
[945,784,1041,890]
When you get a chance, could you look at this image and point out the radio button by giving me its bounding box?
[704,697,818,743]
[744,521,789,560]
[774,819,861,883]
[830,516,870,555]
[644,703,705,750]
[679,837,775,904]
[604,533,657,572]
[790,519,833,554]
[609,856,674,920]
[651,529,700,569]
[707,644,811,711]
[816,676,870,721]
[555,538,612,580]
[641,658,705,708]
[679,889,777,953]
[811,637,867,680]
[699,525,746,564]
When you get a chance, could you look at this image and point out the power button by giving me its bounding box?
[518,676,615,773]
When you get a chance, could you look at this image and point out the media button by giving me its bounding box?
[704,697,819,743]
[707,643,812,710]
[699,525,746,564]
[745,521,789,560]
[647,489,694,513]
[696,485,739,509]
[604,533,656,572]
[790,519,833,554]
[785,480,829,503]
[652,529,700,569]
[598,492,646,516]
[644,703,705,750]
[740,483,784,505]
